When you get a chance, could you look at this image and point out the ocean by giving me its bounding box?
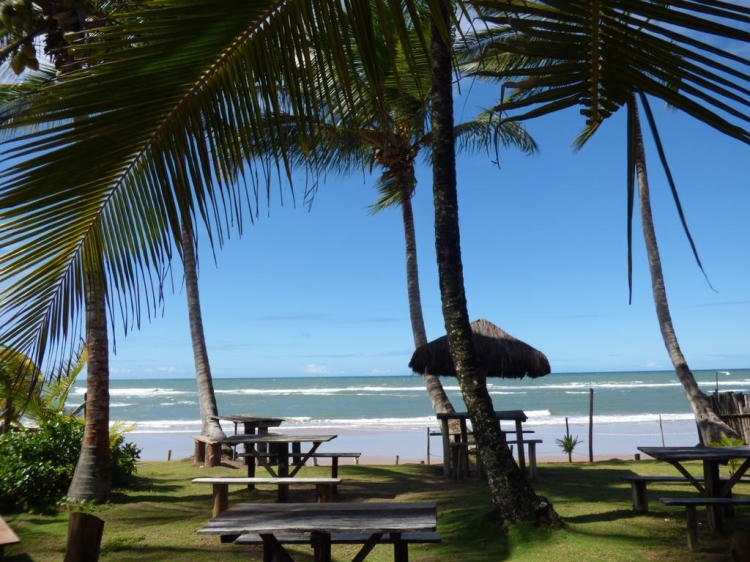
[72,369,750,462]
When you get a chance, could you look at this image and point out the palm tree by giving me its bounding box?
[68,247,112,500]
[2,0,749,518]
[428,0,561,525]
[181,219,225,441]
[269,5,537,419]
[628,96,735,443]
[0,0,437,502]
[460,1,750,444]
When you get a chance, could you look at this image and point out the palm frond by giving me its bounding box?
[0,0,434,371]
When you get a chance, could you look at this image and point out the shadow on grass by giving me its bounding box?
[562,508,637,524]
[5,554,34,562]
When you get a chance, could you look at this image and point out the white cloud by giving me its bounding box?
[302,364,331,374]
[370,368,391,375]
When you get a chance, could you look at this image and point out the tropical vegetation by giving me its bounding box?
[460,1,750,444]
[0,0,749,527]
[4,459,750,561]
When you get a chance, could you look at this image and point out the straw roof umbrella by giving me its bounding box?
[408,319,550,379]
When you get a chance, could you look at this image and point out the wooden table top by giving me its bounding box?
[210,414,285,425]
[638,445,750,462]
[436,410,528,422]
[221,433,337,445]
[197,502,437,536]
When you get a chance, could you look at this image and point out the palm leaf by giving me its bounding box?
[0,0,437,371]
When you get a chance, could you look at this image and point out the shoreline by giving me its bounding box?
[128,418,702,465]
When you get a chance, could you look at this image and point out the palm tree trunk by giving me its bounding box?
[429,1,559,526]
[68,254,111,501]
[181,220,226,441]
[632,99,736,444]
[397,179,455,416]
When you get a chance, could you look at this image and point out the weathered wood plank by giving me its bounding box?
[197,502,437,536]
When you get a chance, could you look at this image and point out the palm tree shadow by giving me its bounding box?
[563,509,638,524]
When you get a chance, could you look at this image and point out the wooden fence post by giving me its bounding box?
[64,512,104,562]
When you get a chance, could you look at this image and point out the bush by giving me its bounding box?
[110,434,141,487]
[0,414,141,512]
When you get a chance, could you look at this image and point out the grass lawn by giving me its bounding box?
[3,457,748,561]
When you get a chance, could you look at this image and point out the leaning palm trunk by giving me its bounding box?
[397,177,455,417]
[632,100,737,444]
[181,220,226,442]
[429,2,559,526]
[68,254,111,501]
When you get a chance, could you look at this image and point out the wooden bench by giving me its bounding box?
[233,530,443,554]
[289,452,360,493]
[660,497,750,550]
[507,439,542,480]
[0,516,20,561]
[620,475,750,513]
[192,435,222,467]
[192,477,341,515]
[454,439,542,480]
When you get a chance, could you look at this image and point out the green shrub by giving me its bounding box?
[0,414,141,512]
[0,415,83,511]
[110,434,141,487]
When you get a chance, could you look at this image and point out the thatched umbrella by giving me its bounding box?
[408,319,550,379]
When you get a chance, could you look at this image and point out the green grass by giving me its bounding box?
[3,457,749,561]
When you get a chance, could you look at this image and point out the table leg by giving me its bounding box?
[331,457,340,495]
[278,443,290,502]
[311,531,332,562]
[260,534,294,562]
[440,418,451,477]
[515,420,525,474]
[212,483,228,517]
[244,428,257,489]
[703,460,723,531]
[528,441,537,480]
[352,533,384,562]
[391,532,409,562]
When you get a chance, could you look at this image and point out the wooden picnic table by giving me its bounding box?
[223,433,337,501]
[210,414,284,435]
[638,445,750,531]
[211,414,285,475]
[197,501,438,562]
[436,410,528,478]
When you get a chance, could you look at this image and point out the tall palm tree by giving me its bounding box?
[2,0,749,517]
[68,247,111,500]
[181,219,225,441]
[460,1,750,443]
[629,95,735,443]
[0,0,436,502]
[270,5,537,419]
[428,0,561,525]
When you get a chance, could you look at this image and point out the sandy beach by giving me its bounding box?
[129,417,702,465]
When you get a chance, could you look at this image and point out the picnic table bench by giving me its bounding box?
[233,530,443,558]
[660,496,750,550]
[288,451,360,493]
[192,477,341,514]
[452,438,542,480]
[621,474,750,513]
[192,435,222,467]
[0,515,19,561]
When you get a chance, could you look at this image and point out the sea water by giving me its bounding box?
[68,369,750,461]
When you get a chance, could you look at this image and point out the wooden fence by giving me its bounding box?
[709,392,750,444]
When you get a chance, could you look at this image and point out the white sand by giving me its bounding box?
[128,418,702,465]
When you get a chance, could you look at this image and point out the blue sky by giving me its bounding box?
[107,85,750,379]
